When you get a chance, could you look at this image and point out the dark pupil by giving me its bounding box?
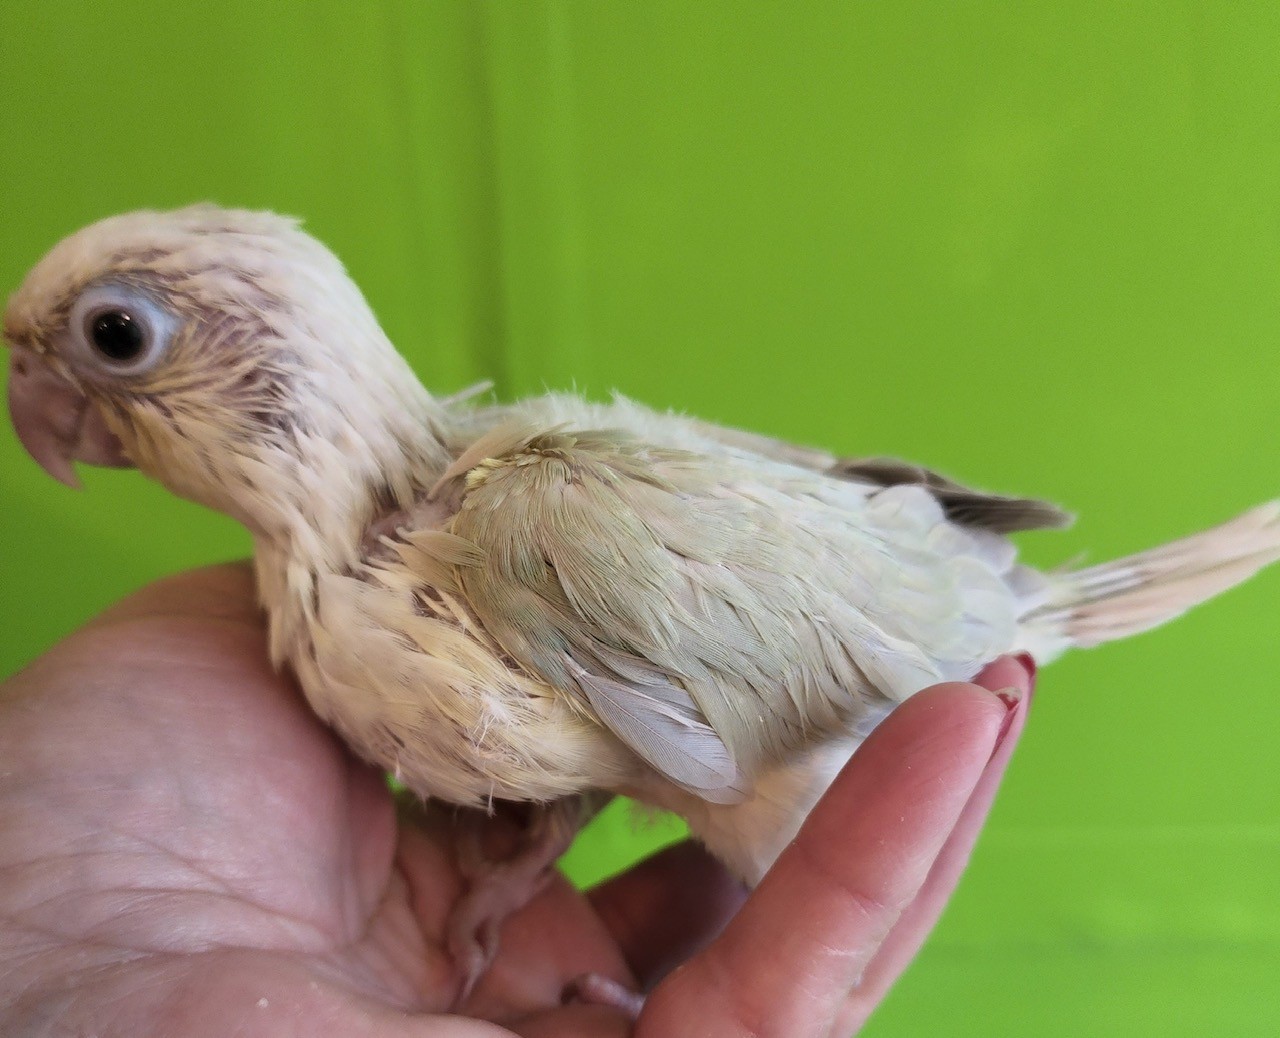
[90,310,145,361]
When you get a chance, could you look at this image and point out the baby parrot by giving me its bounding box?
[6,206,1280,999]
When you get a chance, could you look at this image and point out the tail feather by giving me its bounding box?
[1020,501,1280,657]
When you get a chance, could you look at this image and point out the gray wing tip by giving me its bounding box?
[832,456,1073,534]
[943,496,1075,534]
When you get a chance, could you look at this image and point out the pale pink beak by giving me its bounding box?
[7,346,132,489]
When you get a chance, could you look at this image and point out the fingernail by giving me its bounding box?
[992,685,1023,712]
[1013,652,1038,686]
[990,685,1028,749]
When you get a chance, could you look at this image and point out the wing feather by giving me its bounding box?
[429,420,1019,800]
[563,656,746,804]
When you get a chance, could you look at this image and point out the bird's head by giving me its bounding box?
[4,205,445,539]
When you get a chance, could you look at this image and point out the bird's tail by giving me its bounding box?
[1016,501,1280,662]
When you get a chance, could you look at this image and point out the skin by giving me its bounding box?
[0,564,1031,1037]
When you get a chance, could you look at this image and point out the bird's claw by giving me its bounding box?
[564,972,646,1019]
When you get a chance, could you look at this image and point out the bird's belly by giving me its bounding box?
[635,737,865,885]
[285,571,634,807]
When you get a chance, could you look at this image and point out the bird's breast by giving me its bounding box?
[279,566,635,807]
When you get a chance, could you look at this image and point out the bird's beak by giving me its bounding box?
[6,346,132,489]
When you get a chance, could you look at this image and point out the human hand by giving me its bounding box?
[0,564,1030,1037]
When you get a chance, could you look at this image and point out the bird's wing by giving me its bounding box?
[688,421,1072,535]
[425,420,1016,804]
[452,397,1071,536]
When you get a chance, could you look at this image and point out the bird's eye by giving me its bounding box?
[88,309,146,362]
[68,283,174,375]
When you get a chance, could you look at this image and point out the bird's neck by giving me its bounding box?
[241,374,455,668]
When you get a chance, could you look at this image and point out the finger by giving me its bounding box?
[506,1008,632,1038]
[639,683,1009,1038]
[86,561,259,628]
[836,656,1034,1032]
[508,1004,633,1038]
[587,840,749,988]
[62,949,520,1038]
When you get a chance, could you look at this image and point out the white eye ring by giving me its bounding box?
[68,282,176,375]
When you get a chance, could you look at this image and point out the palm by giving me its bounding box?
[0,565,667,1036]
[0,564,1029,1038]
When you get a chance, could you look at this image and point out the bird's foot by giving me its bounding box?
[446,793,609,1003]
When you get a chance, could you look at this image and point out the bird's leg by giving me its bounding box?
[447,791,610,1002]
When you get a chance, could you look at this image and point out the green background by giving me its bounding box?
[3,3,1278,1033]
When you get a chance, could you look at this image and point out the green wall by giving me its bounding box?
[2,3,1278,1033]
